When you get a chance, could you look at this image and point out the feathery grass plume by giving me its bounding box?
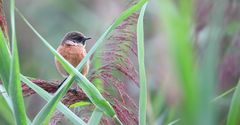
[87,12,139,125]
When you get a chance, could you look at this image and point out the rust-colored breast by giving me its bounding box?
[55,44,89,77]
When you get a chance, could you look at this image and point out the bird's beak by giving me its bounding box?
[83,37,91,41]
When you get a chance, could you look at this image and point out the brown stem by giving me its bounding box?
[21,78,88,106]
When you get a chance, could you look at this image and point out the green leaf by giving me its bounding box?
[20,75,87,125]
[0,28,11,92]
[87,108,103,125]
[75,78,115,117]
[137,2,148,125]
[9,0,28,124]
[158,0,199,124]
[227,80,240,125]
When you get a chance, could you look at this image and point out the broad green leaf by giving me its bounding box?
[137,2,148,125]
[227,80,240,125]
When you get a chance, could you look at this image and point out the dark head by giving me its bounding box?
[62,31,91,46]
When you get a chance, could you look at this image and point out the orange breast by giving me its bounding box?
[55,44,89,77]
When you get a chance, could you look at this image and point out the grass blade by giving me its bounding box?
[0,28,11,91]
[137,2,148,125]
[0,90,15,125]
[87,108,103,125]
[20,75,87,125]
[227,80,240,125]
[197,1,226,125]
[212,87,236,103]
[167,118,180,125]
[9,0,28,124]
[158,0,198,124]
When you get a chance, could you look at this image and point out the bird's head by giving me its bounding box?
[62,31,91,46]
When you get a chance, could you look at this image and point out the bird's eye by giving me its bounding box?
[71,36,83,43]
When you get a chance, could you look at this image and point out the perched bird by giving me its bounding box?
[55,31,91,88]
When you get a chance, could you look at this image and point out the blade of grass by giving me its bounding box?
[158,0,199,124]
[9,0,27,124]
[196,1,226,125]
[0,85,13,109]
[20,75,87,125]
[167,118,180,125]
[0,90,15,125]
[137,2,148,125]
[87,108,103,125]
[0,31,32,124]
[0,28,11,92]
[16,0,148,124]
[211,87,236,102]
[227,80,240,125]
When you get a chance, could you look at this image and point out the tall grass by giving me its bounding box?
[9,3,28,125]
[158,0,199,124]
[137,2,148,125]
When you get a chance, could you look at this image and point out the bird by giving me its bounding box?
[55,31,91,89]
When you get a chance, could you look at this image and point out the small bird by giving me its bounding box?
[55,31,91,88]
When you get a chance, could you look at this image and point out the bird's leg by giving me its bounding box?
[57,77,67,89]
[57,77,78,94]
